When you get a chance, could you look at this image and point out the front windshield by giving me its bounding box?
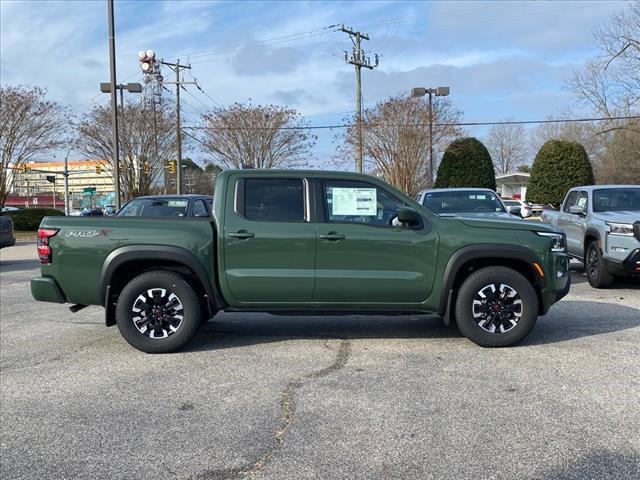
[593,188,640,212]
[422,191,506,214]
[117,198,189,217]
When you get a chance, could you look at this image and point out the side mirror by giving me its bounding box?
[569,205,585,216]
[396,206,421,227]
[508,206,522,217]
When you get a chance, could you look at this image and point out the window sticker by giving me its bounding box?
[331,187,377,216]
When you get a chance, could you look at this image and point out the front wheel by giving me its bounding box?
[455,266,539,347]
[115,270,202,353]
[585,241,614,288]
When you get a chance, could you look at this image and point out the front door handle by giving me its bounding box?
[319,232,345,241]
[229,231,255,239]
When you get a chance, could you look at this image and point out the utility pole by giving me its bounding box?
[106,0,121,210]
[160,59,193,194]
[138,51,195,194]
[340,25,379,173]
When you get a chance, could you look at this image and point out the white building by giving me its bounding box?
[496,172,530,201]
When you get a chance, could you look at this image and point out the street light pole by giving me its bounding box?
[411,86,450,188]
[64,148,71,215]
[107,0,121,210]
[428,90,434,189]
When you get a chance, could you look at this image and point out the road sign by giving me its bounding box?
[83,187,97,195]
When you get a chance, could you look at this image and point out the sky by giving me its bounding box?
[0,0,630,166]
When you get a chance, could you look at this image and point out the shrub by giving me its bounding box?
[435,137,496,190]
[5,208,64,231]
[527,140,594,207]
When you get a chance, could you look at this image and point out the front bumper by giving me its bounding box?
[540,252,571,315]
[31,276,66,304]
[605,248,640,277]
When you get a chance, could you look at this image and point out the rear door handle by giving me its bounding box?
[319,233,345,241]
[229,231,255,239]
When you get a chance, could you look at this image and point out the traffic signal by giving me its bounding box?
[142,162,150,174]
[96,164,102,175]
[168,161,175,174]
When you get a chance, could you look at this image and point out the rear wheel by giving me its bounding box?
[455,266,538,347]
[116,270,202,353]
[585,241,614,288]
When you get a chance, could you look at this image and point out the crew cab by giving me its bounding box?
[541,185,640,287]
[31,170,571,353]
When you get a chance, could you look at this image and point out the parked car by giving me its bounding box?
[1,206,19,213]
[31,170,570,353]
[502,199,532,218]
[116,195,213,218]
[529,202,545,216]
[80,208,103,217]
[0,216,16,249]
[541,185,640,288]
[415,188,521,218]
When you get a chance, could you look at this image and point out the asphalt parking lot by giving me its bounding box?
[1,242,639,480]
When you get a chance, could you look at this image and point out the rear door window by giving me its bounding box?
[242,178,305,222]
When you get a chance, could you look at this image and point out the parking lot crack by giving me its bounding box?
[242,338,351,479]
[194,338,351,480]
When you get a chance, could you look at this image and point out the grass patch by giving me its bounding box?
[14,231,37,242]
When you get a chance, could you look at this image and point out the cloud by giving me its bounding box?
[1,0,630,164]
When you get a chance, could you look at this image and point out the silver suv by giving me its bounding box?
[542,185,640,287]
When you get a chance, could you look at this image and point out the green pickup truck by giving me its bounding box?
[31,170,571,353]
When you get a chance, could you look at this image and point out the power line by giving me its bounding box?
[182,115,640,131]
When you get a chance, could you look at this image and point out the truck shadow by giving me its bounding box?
[0,258,39,273]
[532,449,640,480]
[570,260,639,289]
[186,300,639,351]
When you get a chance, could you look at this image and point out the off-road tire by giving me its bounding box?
[455,266,538,347]
[585,241,614,289]
[116,270,202,353]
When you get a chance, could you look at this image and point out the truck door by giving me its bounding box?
[222,176,316,303]
[556,190,578,252]
[564,190,589,257]
[314,178,438,305]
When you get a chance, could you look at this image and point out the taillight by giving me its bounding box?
[37,228,59,264]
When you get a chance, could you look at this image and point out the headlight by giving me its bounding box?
[606,222,634,236]
[536,231,566,252]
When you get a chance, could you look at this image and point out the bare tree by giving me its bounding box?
[596,120,640,184]
[568,1,640,133]
[200,103,316,169]
[76,99,176,200]
[336,94,463,196]
[0,86,69,207]
[530,115,639,184]
[530,116,603,161]
[485,121,529,174]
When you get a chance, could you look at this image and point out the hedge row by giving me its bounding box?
[4,208,64,231]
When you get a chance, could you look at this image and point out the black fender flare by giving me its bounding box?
[100,245,221,325]
[583,228,602,257]
[439,244,543,322]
